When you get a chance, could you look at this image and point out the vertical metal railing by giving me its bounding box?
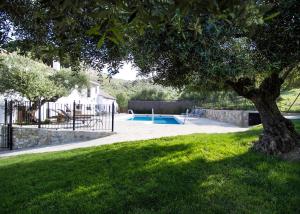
[73,101,76,131]
[4,99,7,125]
[3,101,115,132]
[0,100,8,149]
[112,102,115,132]
[38,99,41,128]
[8,101,13,150]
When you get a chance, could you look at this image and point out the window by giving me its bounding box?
[76,104,82,110]
[87,88,91,97]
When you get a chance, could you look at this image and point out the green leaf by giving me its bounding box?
[97,33,106,48]
[264,12,280,21]
[111,28,124,44]
[86,25,100,36]
[107,36,119,45]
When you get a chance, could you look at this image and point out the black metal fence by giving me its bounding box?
[1,100,115,132]
[0,101,12,150]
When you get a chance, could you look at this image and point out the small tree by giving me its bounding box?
[116,93,128,112]
[0,52,88,119]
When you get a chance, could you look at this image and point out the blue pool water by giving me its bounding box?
[129,115,181,124]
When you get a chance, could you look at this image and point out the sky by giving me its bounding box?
[108,62,139,81]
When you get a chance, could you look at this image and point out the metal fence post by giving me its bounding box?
[73,101,76,131]
[8,101,13,150]
[112,102,115,132]
[4,99,7,125]
[46,102,50,119]
[38,99,41,128]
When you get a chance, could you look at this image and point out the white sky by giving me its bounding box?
[107,62,139,81]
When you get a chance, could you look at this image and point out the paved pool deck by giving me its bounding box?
[0,114,248,158]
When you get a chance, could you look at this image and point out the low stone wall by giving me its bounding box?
[203,109,260,127]
[12,127,113,149]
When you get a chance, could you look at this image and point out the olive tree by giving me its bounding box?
[0,52,88,118]
[1,0,299,154]
[125,0,300,154]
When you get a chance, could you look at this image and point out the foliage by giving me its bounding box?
[131,88,169,101]
[126,0,299,92]
[122,0,300,154]
[2,0,299,153]
[278,89,300,112]
[0,52,88,102]
[1,1,299,87]
[115,92,128,109]
[102,75,300,111]
[0,120,299,213]
[98,76,179,109]
[0,0,127,72]
[2,0,299,95]
[180,88,300,112]
[179,90,255,110]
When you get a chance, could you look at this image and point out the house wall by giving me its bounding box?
[97,96,117,108]
[0,104,4,124]
[36,84,118,119]
[56,87,98,105]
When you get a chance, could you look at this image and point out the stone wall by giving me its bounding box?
[203,109,260,127]
[12,127,113,149]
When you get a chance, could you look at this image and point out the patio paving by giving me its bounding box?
[0,114,248,158]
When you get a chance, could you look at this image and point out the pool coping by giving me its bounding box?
[127,114,184,124]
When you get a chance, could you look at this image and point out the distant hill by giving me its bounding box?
[97,76,179,111]
[100,77,178,99]
[95,73,300,113]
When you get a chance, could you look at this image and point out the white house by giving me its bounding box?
[41,61,118,119]
[56,80,117,106]
[40,80,118,121]
[0,59,118,123]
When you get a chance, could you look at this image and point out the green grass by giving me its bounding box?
[279,88,300,112]
[0,122,300,213]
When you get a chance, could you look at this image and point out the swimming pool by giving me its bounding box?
[129,115,182,124]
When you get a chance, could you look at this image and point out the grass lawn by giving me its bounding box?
[0,122,299,213]
[279,88,300,112]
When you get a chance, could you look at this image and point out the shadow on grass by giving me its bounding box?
[0,135,299,213]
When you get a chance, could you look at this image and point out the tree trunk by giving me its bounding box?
[26,97,59,124]
[252,96,299,155]
[26,101,39,124]
[227,73,299,155]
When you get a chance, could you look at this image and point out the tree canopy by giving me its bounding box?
[124,0,300,154]
[0,51,89,103]
[1,0,299,154]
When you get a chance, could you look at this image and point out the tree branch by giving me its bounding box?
[280,62,300,81]
[259,72,282,100]
[225,78,258,99]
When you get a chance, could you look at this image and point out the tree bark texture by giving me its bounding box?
[228,73,299,155]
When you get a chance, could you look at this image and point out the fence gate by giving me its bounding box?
[0,100,13,150]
